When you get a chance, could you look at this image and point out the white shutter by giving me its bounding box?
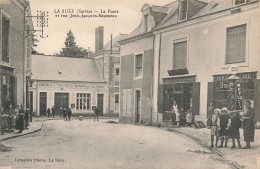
[127,91,132,115]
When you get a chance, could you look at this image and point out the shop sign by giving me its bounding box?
[235,82,243,110]
[214,72,256,81]
[39,82,105,89]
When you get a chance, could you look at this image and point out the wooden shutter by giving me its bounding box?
[207,82,214,118]
[122,92,127,115]
[226,24,246,64]
[127,91,132,115]
[11,76,17,106]
[174,41,187,70]
[192,82,200,115]
[254,79,260,121]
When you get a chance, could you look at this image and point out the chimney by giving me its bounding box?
[95,26,104,52]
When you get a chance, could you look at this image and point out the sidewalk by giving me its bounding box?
[0,118,44,141]
[167,126,260,169]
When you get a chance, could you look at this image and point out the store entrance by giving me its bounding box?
[163,83,193,120]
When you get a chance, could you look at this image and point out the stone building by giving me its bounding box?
[119,0,260,124]
[0,0,34,112]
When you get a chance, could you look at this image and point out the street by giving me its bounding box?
[1,119,233,169]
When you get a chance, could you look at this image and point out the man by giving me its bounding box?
[94,107,99,122]
[46,107,51,118]
[16,105,25,133]
[24,108,29,130]
[67,108,72,121]
[63,108,67,121]
[51,106,55,118]
[0,107,7,135]
[242,100,255,149]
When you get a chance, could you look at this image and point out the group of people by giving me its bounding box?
[0,104,29,135]
[170,101,193,127]
[207,100,255,149]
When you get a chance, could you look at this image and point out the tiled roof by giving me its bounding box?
[31,55,104,82]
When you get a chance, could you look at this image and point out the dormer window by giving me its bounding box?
[144,14,148,32]
[180,0,188,21]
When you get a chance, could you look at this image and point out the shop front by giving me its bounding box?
[208,72,259,120]
[162,75,200,121]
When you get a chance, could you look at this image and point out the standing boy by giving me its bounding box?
[207,108,220,148]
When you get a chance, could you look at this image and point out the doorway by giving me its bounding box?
[135,90,141,123]
[97,94,104,116]
[39,92,47,116]
[55,93,69,109]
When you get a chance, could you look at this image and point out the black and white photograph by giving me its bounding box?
[0,0,259,168]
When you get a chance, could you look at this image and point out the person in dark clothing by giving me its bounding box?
[67,108,72,121]
[63,108,67,121]
[242,100,255,149]
[16,105,24,133]
[47,108,51,118]
[229,111,242,148]
[51,106,55,118]
[94,108,99,122]
[218,107,231,148]
[24,108,29,130]
[0,107,7,135]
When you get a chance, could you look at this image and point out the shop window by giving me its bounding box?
[122,90,131,116]
[179,0,188,21]
[173,41,187,70]
[115,68,120,75]
[115,94,119,111]
[2,16,10,63]
[243,80,254,100]
[135,54,143,78]
[76,93,91,110]
[226,24,246,64]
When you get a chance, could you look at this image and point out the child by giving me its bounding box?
[186,110,192,127]
[229,111,242,148]
[218,107,231,148]
[207,108,221,148]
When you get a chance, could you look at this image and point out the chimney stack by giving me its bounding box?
[95,26,104,52]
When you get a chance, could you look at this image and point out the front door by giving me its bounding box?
[55,93,69,109]
[39,92,47,116]
[97,94,104,116]
[135,90,141,123]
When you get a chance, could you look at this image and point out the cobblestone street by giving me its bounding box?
[0,119,235,169]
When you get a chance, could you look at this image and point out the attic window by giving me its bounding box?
[234,0,246,5]
[58,71,62,74]
[180,0,188,21]
[144,14,148,32]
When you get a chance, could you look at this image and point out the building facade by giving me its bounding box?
[0,0,33,112]
[119,0,260,124]
[30,55,109,116]
[152,0,260,123]
[89,26,127,115]
[119,4,171,124]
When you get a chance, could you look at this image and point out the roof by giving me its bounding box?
[120,0,258,42]
[31,55,104,82]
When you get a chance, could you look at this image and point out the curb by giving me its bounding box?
[0,122,44,142]
[167,128,243,169]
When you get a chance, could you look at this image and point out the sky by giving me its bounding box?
[29,0,174,55]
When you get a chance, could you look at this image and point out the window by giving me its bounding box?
[115,87,119,93]
[115,94,119,111]
[226,24,246,64]
[144,14,148,32]
[76,93,91,110]
[234,0,252,5]
[173,41,187,70]
[2,16,10,62]
[180,0,188,21]
[123,90,131,116]
[116,68,120,75]
[135,54,143,78]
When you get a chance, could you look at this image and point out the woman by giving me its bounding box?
[16,105,24,133]
[242,100,255,149]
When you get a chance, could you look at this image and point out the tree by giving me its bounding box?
[59,30,89,58]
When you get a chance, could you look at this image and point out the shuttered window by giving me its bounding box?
[2,17,10,63]
[173,41,187,70]
[180,0,188,20]
[226,24,246,64]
